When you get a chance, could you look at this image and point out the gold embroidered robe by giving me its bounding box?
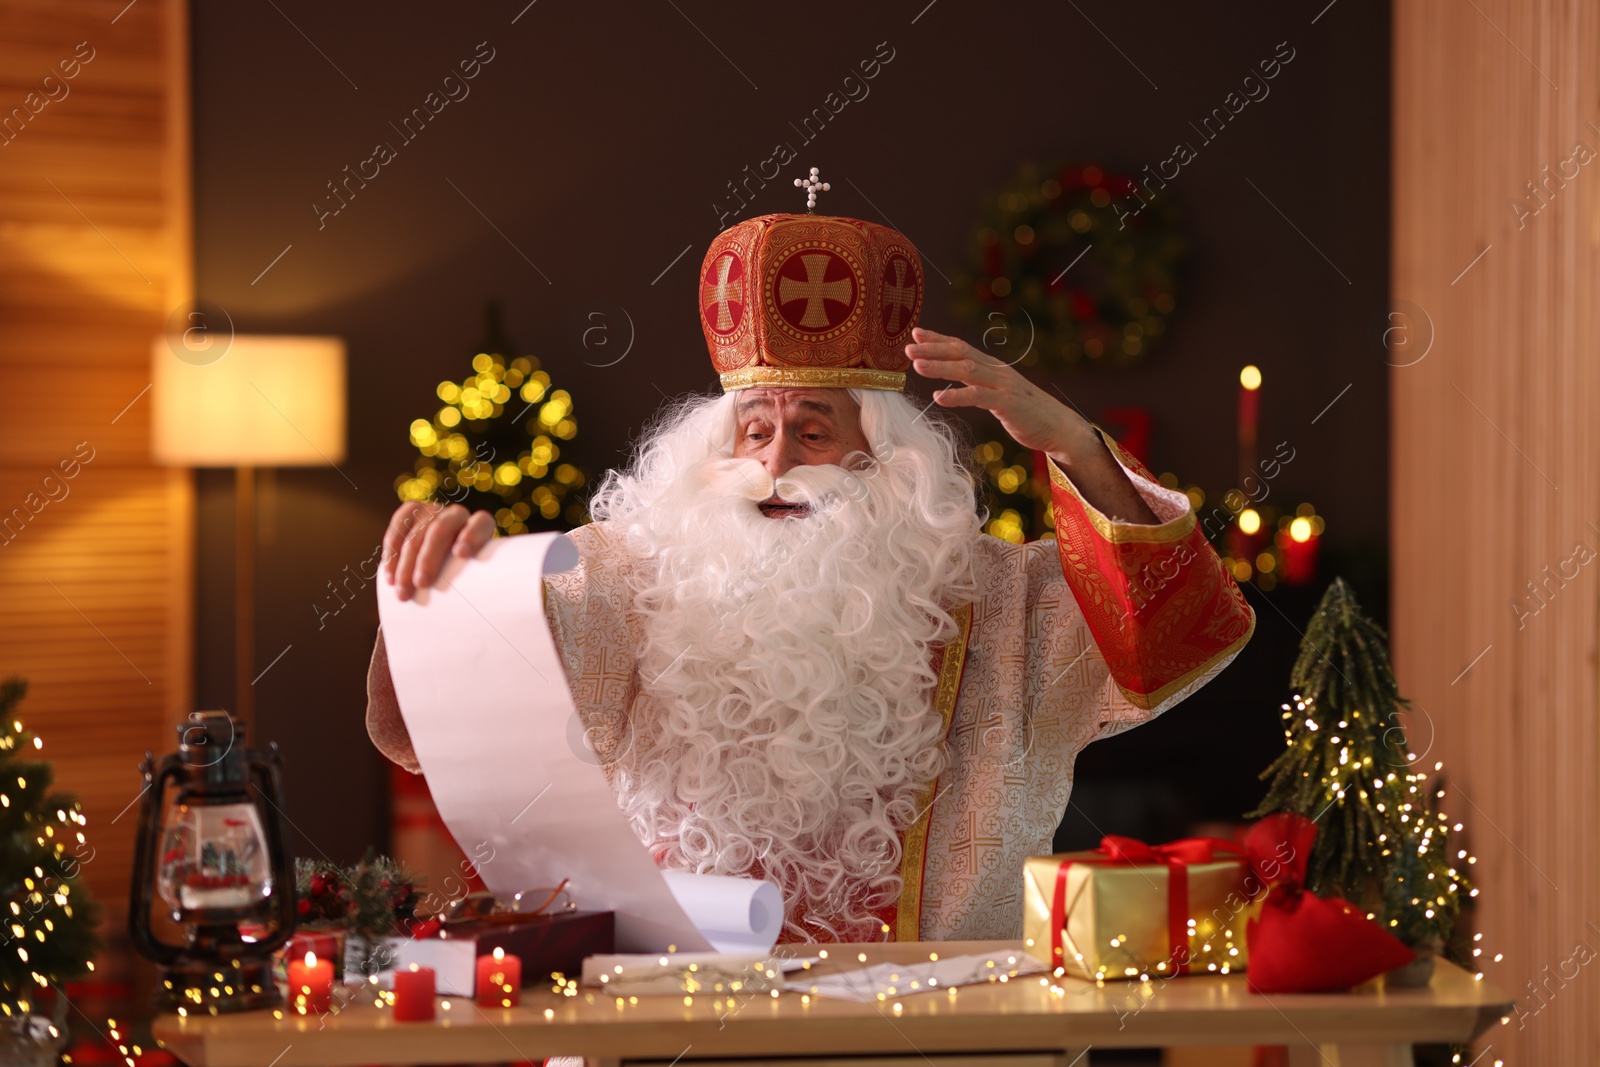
[366,431,1255,941]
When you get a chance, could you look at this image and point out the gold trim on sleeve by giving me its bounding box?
[1114,607,1257,711]
[719,366,907,392]
[893,600,973,941]
[1046,440,1195,545]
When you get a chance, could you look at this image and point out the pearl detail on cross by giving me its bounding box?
[793,166,830,213]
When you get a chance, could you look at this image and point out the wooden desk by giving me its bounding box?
[152,941,1512,1067]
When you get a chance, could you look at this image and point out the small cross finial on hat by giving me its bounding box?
[793,166,830,213]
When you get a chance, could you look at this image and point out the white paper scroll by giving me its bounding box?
[375,532,781,954]
[661,872,783,955]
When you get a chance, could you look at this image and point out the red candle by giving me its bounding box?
[1238,365,1261,487]
[1238,365,1261,441]
[287,951,333,1014]
[1278,516,1322,585]
[392,963,436,1021]
[476,947,523,1008]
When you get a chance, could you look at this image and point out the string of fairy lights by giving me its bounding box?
[0,719,95,1020]
[1280,692,1511,1062]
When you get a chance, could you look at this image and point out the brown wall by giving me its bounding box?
[191,2,1392,861]
[1392,0,1599,1059]
[0,0,192,935]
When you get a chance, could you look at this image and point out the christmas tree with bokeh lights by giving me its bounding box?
[1249,579,1475,956]
[395,301,589,533]
[0,678,100,1027]
[971,438,1053,544]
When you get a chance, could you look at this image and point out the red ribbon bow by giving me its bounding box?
[1050,834,1246,976]
[1240,811,1316,895]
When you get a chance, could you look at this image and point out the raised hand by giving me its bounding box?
[906,326,1158,524]
[906,326,1097,460]
[381,502,496,601]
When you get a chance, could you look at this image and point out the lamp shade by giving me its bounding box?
[152,334,347,467]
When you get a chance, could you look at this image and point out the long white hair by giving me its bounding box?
[588,388,982,941]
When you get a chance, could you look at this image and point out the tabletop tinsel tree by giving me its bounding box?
[1248,580,1475,958]
[0,678,101,1026]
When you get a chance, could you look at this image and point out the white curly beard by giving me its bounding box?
[588,390,981,942]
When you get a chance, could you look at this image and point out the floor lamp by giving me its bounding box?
[152,334,348,732]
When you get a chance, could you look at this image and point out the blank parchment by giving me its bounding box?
[377,531,781,954]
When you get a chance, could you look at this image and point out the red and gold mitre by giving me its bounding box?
[698,172,924,392]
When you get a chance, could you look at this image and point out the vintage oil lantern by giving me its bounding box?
[128,711,296,1013]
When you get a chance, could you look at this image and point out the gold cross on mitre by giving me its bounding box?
[793,166,830,213]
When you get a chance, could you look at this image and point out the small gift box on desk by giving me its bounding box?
[395,909,614,997]
[1023,835,1263,981]
[353,886,614,997]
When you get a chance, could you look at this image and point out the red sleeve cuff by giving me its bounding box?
[1047,432,1256,709]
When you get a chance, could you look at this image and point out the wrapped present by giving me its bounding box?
[1023,835,1263,981]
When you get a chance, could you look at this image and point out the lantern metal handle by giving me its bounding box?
[126,750,187,966]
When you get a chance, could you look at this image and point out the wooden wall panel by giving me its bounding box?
[1392,0,1599,1060]
[0,0,191,938]
[0,468,192,908]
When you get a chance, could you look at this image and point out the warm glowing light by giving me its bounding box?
[1240,365,1262,390]
[1289,516,1314,542]
[1238,508,1262,535]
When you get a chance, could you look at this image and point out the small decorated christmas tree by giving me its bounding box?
[395,301,589,533]
[1248,580,1474,953]
[0,678,101,1021]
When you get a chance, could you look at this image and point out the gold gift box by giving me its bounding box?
[1022,842,1263,981]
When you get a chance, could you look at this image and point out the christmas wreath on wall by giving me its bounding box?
[954,162,1185,369]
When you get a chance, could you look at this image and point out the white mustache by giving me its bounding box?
[694,457,774,502]
[691,458,865,514]
[773,463,854,505]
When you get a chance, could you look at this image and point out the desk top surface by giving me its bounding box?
[153,941,1513,1066]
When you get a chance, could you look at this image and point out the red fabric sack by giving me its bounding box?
[1243,812,1415,993]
